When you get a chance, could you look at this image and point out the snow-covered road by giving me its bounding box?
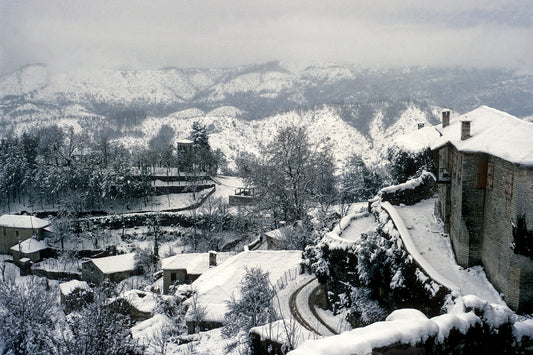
[394,198,505,305]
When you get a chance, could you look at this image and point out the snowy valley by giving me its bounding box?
[1,63,533,355]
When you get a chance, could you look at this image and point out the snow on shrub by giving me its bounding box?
[304,196,450,327]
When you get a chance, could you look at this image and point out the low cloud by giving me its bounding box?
[0,0,531,74]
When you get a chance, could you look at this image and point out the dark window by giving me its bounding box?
[505,170,514,198]
[171,272,177,282]
[477,161,488,188]
[15,230,19,237]
[487,163,494,187]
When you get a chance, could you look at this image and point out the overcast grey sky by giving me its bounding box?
[0,0,531,74]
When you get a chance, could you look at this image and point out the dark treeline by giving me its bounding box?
[0,122,223,214]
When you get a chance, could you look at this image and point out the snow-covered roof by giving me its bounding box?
[9,237,48,253]
[115,290,173,314]
[176,138,193,144]
[90,253,136,274]
[185,250,302,323]
[161,252,232,274]
[431,106,533,166]
[0,215,50,229]
[59,280,90,296]
[394,126,441,153]
[264,227,285,240]
[264,221,303,241]
[131,314,175,346]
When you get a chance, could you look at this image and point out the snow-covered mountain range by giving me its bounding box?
[1,62,532,169]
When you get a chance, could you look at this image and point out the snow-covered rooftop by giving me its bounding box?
[9,237,48,253]
[0,215,50,229]
[115,290,173,314]
[394,126,441,153]
[89,253,136,274]
[264,221,304,241]
[431,106,533,166]
[59,280,90,296]
[176,138,193,144]
[161,252,232,274]
[185,250,302,323]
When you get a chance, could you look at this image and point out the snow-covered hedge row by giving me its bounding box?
[303,196,450,326]
[380,171,436,206]
[290,295,533,355]
[320,211,370,250]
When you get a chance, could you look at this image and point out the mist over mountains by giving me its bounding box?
[1,62,532,168]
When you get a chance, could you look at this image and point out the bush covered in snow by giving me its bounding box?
[222,267,278,352]
[304,198,450,327]
[379,171,436,206]
[387,147,435,184]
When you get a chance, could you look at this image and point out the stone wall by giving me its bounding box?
[437,143,533,312]
[454,151,487,267]
[163,269,188,294]
[380,171,436,206]
[0,227,39,254]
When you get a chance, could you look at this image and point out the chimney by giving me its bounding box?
[417,122,425,130]
[442,110,450,128]
[208,250,217,267]
[461,120,471,140]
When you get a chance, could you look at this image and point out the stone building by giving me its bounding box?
[82,253,136,284]
[432,106,533,312]
[0,215,50,254]
[10,237,54,264]
[161,251,231,294]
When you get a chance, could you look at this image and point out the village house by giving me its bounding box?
[228,187,256,206]
[176,138,193,154]
[183,250,303,332]
[262,221,304,250]
[82,252,136,284]
[0,214,51,254]
[10,237,54,265]
[432,106,533,312]
[161,251,231,294]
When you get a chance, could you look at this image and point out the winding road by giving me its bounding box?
[288,277,338,337]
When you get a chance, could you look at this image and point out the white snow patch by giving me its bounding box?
[10,237,48,253]
[290,310,438,355]
[89,253,136,274]
[185,250,302,323]
[59,280,90,296]
[393,198,506,305]
[0,215,50,229]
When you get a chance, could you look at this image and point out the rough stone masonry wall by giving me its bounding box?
[481,156,533,312]
[514,166,533,312]
[449,150,487,267]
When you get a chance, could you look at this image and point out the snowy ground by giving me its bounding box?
[1,175,244,215]
[313,303,353,334]
[394,198,505,305]
[339,216,377,242]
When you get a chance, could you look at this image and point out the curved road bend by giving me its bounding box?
[289,277,337,337]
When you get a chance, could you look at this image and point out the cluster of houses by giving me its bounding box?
[1,105,532,324]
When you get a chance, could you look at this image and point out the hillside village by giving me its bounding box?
[0,105,532,354]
